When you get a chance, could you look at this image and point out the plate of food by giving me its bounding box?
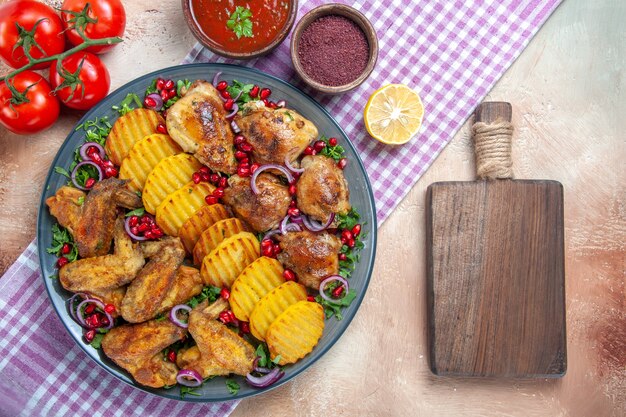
[37,63,376,401]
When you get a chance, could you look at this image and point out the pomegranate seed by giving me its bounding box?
[104,304,116,314]
[156,123,167,134]
[164,79,175,90]
[338,253,347,261]
[260,88,271,99]
[213,187,225,198]
[219,310,231,324]
[128,216,139,227]
[144,96,156,108]
[224,99,235,111]
[208,173,218,184]
[342,230,353,241]
[262,98,269,106]
[288,207,299,217]
[61,243,71,254]
[268,101,277,109]
[249,85,259,98]
[85,329,96,343]
[240,143,253,152]
[337,158,348,169]
[140,215,151,224]
[160,89,169,100]
[84,304,96,314]
[220,288,230,300]
[130,226,139,235]
[234,135,245,145]
[235,150,247,160]
[216,80,228,91]
[288,184,297,195]
[84,178,96,188]
[100,316,110,327]
[167,89,177,99]
[144,231,154,239]
[261,245,274,257]
[329,137,338,147]
[303,146,314,155]
[192,172,201,184]
[289,200,297,208]
[57,257,69,268]
[240,321,250,334]
[238,166,250,177]
[307,296,315,302]
[101,159,113,168]
[167,350,177,363]
[221,90,231,99]
[341,236,347,244]
[347,238,355,248]
[352,224,361,237]
[273,244,281,254]
[104,166,118,178]
[205,195,218,205]
[152,228,163,238]
[89,314,101,327]
[239,158,249,166]
[137,223,149,233]
[314,140,326,152]
[332,285,344,298]
[250,163,260,174]
[156,78,165,90]
[283,269,296,281]
[261,238,273,248]
[199,166,210,174]
[219,177,228,188]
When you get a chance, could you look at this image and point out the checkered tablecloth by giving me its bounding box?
[0,1,560,416]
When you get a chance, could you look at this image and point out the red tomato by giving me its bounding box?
[49,52,110,110]
[0,0,65,69]
[0,71,60,134]
[61,0,126,54]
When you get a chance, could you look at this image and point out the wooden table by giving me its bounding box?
[1,1,623,415]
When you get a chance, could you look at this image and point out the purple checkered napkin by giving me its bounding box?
[0,242,239,417]
[184,0,562,224]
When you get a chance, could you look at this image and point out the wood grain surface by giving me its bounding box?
[0,0,624,416]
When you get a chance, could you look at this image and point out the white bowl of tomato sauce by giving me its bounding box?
[182,0,298,59]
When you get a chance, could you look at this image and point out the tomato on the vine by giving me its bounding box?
[0,71,60,134]
[49,52,110,110]
[0,0,65,69]
[61,0,126,54]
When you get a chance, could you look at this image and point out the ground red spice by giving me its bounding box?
[297,15,369,87]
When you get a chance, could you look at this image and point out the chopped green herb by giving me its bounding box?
[71,163,99,188]
[90,333,105,349]
[155,313,167,322]
[226,80,255,106]
[336,208,360,230]
[75,116,112,147]
[225,379,240,395]
[227,6,253,39]
[316,289,357,320]
[125,208,145,217]
[319,135,346,162]
[46,224,78,263]
[176,79,192,96]
[187,286,221,308]
[54,166,71,178]
[145,79,158,95]
[283,111,294,122]
[77,196,85,206]
[112,93,142,115]
[180,385,201,398]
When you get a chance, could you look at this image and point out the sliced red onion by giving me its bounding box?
[226,102,239,119]
[276,100,286,108]
[290,215,303,224]
[263,229,281,241]
[76,298,114,330]
[284,155,304,174]
[144,93,163,111]
[231,120,241,134]
[212,71,222,88]
[252,357,271,374]
[67,293,88,324]
[301,213,335,232]
[79,142,105,162]
[71,161,102,191]
[124,216,147,241]
[245,368,284,388]
[319,275,350,305]
[169,304,192,328]
[284,223,301,233]
[176,369,203,387]
[250,164,294,194]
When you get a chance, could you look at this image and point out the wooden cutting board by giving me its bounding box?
[426,102,566,377]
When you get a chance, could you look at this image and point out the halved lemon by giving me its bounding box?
[364,84,424,145]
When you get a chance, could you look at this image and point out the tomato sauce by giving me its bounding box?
[190,0,291,53]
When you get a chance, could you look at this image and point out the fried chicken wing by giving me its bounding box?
[59,216,145,293]
[166,81,237,174]
[277,230,342,289]
[45,186,85,234]
[88,287,126,317]
[237,102,318,165]
[157,265,204,313]
[102,320,186,388]
[176,346,231,378]
[120,237,186,323]
[186,298,255,377]
[223,173,291,232]
[296,155,350,222]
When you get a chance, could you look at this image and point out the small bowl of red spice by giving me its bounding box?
[291,4,378,94]
[182,0,298,59]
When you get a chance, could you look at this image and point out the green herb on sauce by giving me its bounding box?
[227,6,253,39]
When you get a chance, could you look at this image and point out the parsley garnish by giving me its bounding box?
[319,135,346,162]
[226,80,255,106]
[46,224,78,263]
[54,166,71,178]
[112,93,142,115]
[180,386,201,398]
[283,111,294,122]
[227,6,253,39]
[336,207,361,230]
[225,379,240,395]
[125,208,145,217]
[90,328,109,349]
[316,289,357,320]
[255,343,281,369]
[75,116,112,146]
[176,79,192,97]
[187,286,222,308]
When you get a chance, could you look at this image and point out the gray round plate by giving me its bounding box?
[37,63,377,402]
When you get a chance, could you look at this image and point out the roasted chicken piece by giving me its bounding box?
[296,155,350,222]
[88,287,126,318]
[237,101,318,166]
[277,230,342,289]
[120,237,186,323]
[223,173,291,232]
[185,298,255,377]
[166,81,237,174]
[59,216,145,293]
[46,178,142,258]
[101,320,186,388]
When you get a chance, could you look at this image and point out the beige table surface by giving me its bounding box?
[0,0,624,416]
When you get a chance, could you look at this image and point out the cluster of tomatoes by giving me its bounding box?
[0,0,126,135]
